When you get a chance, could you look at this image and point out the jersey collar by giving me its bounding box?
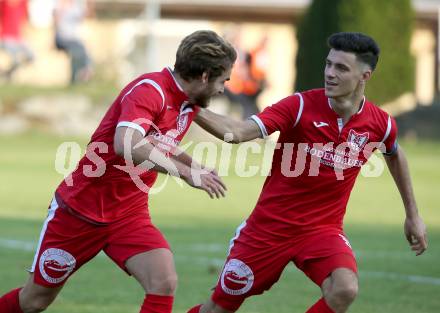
[166,67,185,92]
[163,67,192,111]
[327,96,366,116]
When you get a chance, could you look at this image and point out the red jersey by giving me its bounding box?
[248,88,397,237]
[0,0,27,40]
[56,68,199,223]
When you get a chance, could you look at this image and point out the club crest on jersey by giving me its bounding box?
[176,101,193,134]
[347,129,369,152]
[220,259,254,296]
[39,248,76,284]
[177,113,188,134]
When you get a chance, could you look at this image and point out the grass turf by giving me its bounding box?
[0,132,439,312]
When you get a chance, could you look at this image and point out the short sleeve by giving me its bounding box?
[250,93,303,136]
[117,83,164,136]
[382,115,398,155]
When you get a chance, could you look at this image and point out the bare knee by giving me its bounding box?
[322,269,358,313]
[126,249,177,296]
[20,288,56,313]
[200,299,234,313]
[149,274,178,295]
[327,282,358,306]
[19,276,61,313]
[20,297,50,313]
[211,305,233,313]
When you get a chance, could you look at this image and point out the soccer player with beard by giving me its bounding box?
[0,30,236,313]
[187,32,427,313]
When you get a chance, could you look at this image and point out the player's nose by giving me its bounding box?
[325,65,336,78]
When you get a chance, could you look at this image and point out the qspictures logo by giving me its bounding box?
[53,119,388,192]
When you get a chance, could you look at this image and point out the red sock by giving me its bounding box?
[140,294,174,313]
[187,304,203,313]
[306,298,334,313]
[0,288,24,313]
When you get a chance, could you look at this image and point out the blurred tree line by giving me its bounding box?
[295,0,414,105]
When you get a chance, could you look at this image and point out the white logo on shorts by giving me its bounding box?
[220,259,254,296]
[39,248,76,284]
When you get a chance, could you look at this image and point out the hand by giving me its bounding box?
[404,215,428,256]
[182,166,227,199]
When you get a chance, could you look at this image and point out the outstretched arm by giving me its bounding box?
[114,126,226,198]
[195,108,263,143]
[170,147,225,193]
[384,145,428,255]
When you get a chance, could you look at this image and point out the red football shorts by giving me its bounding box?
[212,221,357,311]
[29,197,170,287]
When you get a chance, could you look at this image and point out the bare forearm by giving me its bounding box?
[130,141,191,178]
[385,147,418,217]
[114,127,190,179]
[114,126,227,198]
[195,108,262,143]
[195,108,240,141]
[170,148,203,170]
[385,146,428,255]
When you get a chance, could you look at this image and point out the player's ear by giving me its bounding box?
[201,71,209,84]
[361,69,372,83]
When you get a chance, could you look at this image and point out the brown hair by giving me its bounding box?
[174,30,237,81]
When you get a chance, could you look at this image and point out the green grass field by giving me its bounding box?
[0,132,439,313]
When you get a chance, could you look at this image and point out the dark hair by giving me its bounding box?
[174,30,237,81]
[327,32,380,70]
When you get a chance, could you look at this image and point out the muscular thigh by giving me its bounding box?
[105,215,175,294]
[104,213,170,273]
[20,274,64,307]
[125,248,176,293]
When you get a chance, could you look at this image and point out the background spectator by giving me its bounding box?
[0,0,34,81]
[53,0,93,84]
[225,33,269,120]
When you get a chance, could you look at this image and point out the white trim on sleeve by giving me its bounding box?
[116,121,147,137]
[381,116,392,144]
[249,115,268,138]
[294,92,304,127]
[121,79,166,111]
[357,96,366,114]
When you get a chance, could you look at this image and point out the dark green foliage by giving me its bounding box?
[295,0,342,93]
[295,0,414,105]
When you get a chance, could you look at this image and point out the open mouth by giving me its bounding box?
[326,81,338,87]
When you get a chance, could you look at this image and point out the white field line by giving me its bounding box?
[1,238,439,286]
[0,238,36,252]
[180,244,427,259]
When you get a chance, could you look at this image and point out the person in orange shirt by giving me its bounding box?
[224,35,268,119]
